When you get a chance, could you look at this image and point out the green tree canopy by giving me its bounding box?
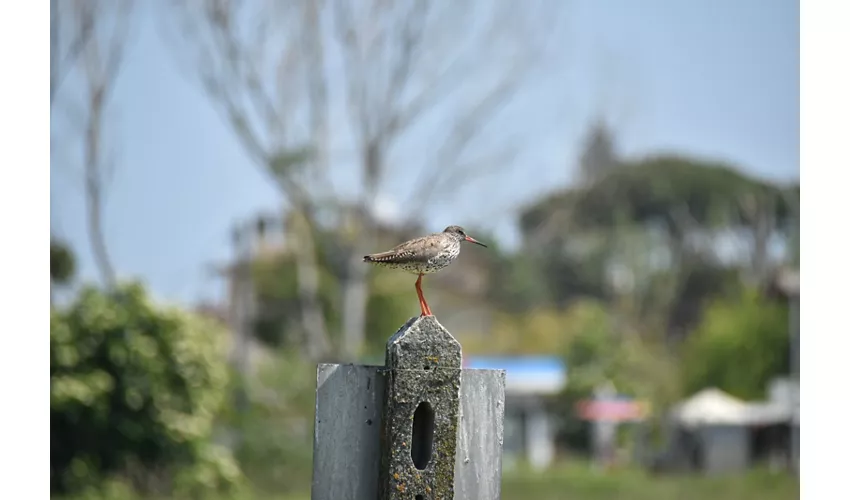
[51,238,76,285]
[251,242,412,358]
[516,151,797,337]
[51,283,242,496]
[521,155,797,236]
[681,288,790,400]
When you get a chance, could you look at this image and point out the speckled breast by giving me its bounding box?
[421,245,460,274]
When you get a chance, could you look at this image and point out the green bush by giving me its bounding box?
[250,250,412,357]
[224,352,317,495]
[552,300,682,452]
[51,239,76,285]
[50,282,243,497]
[682,288,790,400]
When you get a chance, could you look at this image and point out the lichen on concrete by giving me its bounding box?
[379,315,463,500]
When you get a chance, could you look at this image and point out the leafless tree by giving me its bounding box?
[166,0,561,360]
[69,0,135,289]
[51,0,94,105]
[51,0,91,300]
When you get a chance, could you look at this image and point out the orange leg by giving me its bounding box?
[415,274,433,316]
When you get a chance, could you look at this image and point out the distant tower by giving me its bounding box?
[577,119,619,185]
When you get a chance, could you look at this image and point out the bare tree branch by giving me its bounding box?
[406,75,527,213]
[325,0,561,359]
[51,0,96,104]
[74,0,136,289]
[168,0,333,358]
[165,0,563,360]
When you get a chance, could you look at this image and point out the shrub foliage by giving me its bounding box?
[50,283,242,497]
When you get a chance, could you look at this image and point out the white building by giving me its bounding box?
[665,379,799,474]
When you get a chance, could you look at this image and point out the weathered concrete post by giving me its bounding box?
[379,315,462,499]
[311,316,506,500]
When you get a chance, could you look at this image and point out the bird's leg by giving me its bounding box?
[415,274,428,316]
[415,274,432,316]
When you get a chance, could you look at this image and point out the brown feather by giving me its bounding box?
[363,235,440,265]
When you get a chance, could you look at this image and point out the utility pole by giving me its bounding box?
[229,221,250,413]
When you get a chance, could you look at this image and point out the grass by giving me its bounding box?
[499,462,799,500]
[61,461,799,500]
[226,462,798,500]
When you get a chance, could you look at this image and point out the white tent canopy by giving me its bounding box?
[672,383,799,428]
[672,388,752,427]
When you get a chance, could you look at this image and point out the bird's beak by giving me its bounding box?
[465,235,487,248]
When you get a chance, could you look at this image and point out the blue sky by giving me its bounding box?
[50,0,799,306]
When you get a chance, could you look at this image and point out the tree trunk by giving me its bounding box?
[289,211,331,359]
[750,196,775,286]
[296,0,332,360]
[85,89,117,289]
[339,142,382,360]
[340,239,370,360]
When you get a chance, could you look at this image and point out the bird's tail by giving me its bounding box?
[363,251,398,263]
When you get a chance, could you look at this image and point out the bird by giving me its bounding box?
[363,225,488,317]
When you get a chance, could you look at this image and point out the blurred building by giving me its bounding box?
[463,356,568,471]
[575,383,651,469]
[660,379,799,475]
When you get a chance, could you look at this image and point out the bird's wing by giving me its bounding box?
[364,235,439,264]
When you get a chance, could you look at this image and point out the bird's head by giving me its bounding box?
[443,225,487,247]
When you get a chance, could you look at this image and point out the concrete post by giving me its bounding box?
[311,316,506,499]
